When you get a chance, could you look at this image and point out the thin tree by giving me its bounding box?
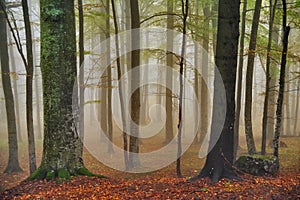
[244,0,263,155]
[261,0,278,155]
[273,0,290,157]
[234,0,247,161]
[165,0,174,143]
[129,0,141,169]
[0,0,23,174]
[21,0,37,174]
[293,78,299,136]
[111,0,129,169]
[176,0,188,178]
[78,0,84,155]
[106,0,114,154]
[190,0,240,183]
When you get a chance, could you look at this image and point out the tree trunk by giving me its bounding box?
[165,0,174,143]
[191,0,240,183]
[176,0,188,178]
[111,0,129,169]
[8,33,22,143]
[78,0,84,156]
[244,0,263,155]
[129,0,140,169]
[0,0,23,174]
[273,0,290,158]
[106,0,114,154]
[22,0,37,174]
[29,0,87,179]
[261,0,277,155]
[200,4,209,145]
[234,0,247,161]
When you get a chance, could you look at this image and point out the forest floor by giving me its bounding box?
[0,136,299,199]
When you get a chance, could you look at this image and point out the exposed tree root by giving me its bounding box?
[27,167,106,181]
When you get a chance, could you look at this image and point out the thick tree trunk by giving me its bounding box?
[191,0,240,183]
[0,0,23,174]
[165,0,174,143]
[244,0,263,155]
[29,0,90,180]
[129,0,141,169]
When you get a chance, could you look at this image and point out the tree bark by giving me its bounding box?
[244,0,263,155]
[273,0,290,158]
[191,0,240,183]
[176,0,188,178]
[261,0,277,155]
[165,0,174,143]
[129,0,141,169]
[29,0,91,179]
[111,0,129,169]
[0,0,23,174]
[234,0,247,161]
[22,0,37,174]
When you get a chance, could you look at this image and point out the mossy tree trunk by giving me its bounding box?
[30,0,84,180]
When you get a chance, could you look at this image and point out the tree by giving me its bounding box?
[22,0,37,175]
[261,0,278,155]
[176,0,188,178]
[273,0,290,158]
[244,0,263,155]
[191,0,240,183]
[0,0,23,174]
[29,0,94,179]
[165,0,174,144]
[129,0,141,169]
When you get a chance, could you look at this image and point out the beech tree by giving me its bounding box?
[29,0,97,180]
[191,0,240,183]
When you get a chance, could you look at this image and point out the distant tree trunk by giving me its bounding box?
[78,0,84,156]
[234,0,247,161]
[193,0,199,143]
[99,3,108,142]
[293,78,299,136]
[200,3,209,144]
[111,0,129,169]
[0,0,23,173]
[244,0,262,155]
[22,0,37,174]
[191,0,240,183]
[273,0,290,157]
[106,0,114,154]
[176,0,188,178]
[29,0,87,179]
[261,0,277,155]
[8,33,22,142]
[267,25,280,140]
[165,0,174,143]
[129,0,140,169]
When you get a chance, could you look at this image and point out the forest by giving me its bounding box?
[0,0,299,199]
